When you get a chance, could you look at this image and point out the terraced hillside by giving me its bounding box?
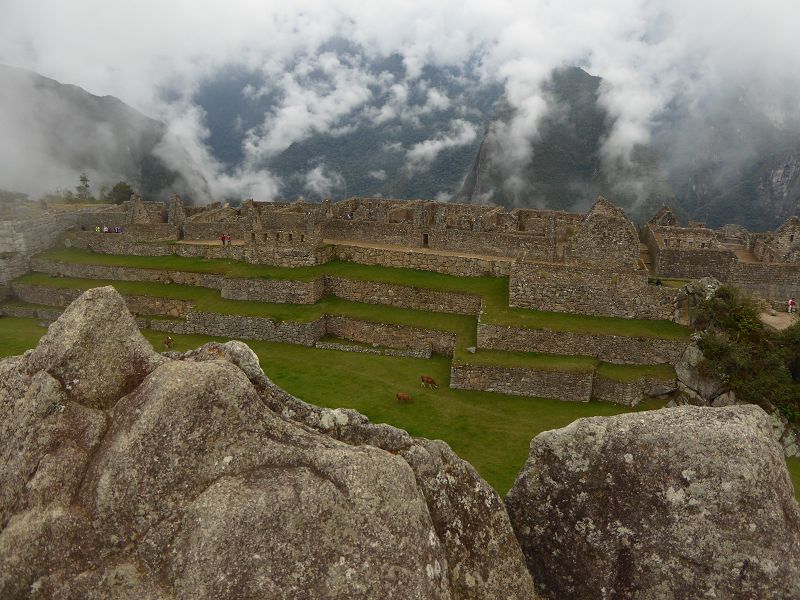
[2,247,799,497]
[9,247,687,399]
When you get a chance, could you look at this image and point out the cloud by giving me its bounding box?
[303,164,345,198]
[405,119,478,173]
[2,0,800,203]
[369,169,387,181]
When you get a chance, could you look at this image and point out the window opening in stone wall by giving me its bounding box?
[791,235,795,243]
[251,232,255,241]
[422,233,429,247]
[275,232,280,241]
[289,233,293,241]
[301,234,305,242]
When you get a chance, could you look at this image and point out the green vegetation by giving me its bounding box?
[696,286,800,422]
[0,316,795,499]
[789,458,800,498]
[36,247,690,340]
[0,316,661,494]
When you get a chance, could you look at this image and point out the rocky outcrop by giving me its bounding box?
[0,286,536,599]
[506,405,800,599]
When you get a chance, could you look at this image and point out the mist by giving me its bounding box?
[2,0,800,210]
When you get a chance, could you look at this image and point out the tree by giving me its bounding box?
[75,172,92,202]
[107,181,135,204]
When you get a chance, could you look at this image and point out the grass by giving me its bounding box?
[789,458,800,500]
[15,272,477,346]
[1,316,796,499]
[0,316,662,494]
[37,247,690,340]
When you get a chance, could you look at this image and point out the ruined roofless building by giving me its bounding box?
[64,194,800,316]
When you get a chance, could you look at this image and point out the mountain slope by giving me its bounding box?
[0,64,203,200]
[458,66,800,229]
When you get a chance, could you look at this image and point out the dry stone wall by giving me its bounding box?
[12,282,193,318]
[152,311,325,346]
[220,277,325,304]
[30,258,225,288]
[451,362,674,405]
[325,277,481,315]
[450,363,595,402]
[182,222,245,241]
[477,323,686,365]
[509,262,677,320]
[334,243,512,277]
[326,315,457,356]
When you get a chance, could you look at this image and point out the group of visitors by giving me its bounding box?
[219,233,233,246]
[92,225,123,233]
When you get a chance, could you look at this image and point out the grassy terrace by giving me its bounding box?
[0,316,795,498]
[36,247,690,340]
[11,272,680,381]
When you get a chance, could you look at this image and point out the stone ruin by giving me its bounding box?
[1,286,798,598]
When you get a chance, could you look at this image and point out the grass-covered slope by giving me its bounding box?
[0,316,794,498]
[35,248,690,340]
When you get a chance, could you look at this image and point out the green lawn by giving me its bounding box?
[15,272,478,346]
[37,247,690,340]
[2,315,796,499]
[0,316,665,494]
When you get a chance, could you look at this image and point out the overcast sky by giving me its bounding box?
[2,0,800,199]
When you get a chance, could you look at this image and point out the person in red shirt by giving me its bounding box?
[788,297,797,313]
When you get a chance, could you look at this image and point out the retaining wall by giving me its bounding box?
[508,262,676,320]
[449,363,595,402]
[11,283,193,318]
[325,315,456,357]
[477,323,687,365]
[325,277,481,315]
[333,244,513,277]
[450,361,675,405]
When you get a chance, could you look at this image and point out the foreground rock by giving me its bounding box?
[0,287,536,599]
[506,405,800,599]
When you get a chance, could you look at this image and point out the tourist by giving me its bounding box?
[219,233,225,246]
[95,225,101,233]
[102,225,108,233]
[789,297,797,313]
[226,233,232,247]
[655,279,663,286]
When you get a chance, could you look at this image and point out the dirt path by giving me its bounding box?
[759,310,798,331]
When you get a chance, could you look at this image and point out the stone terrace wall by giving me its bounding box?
[30,258,225,289]
[730,262,800,298]
[509,262,677,320]
[12,282,193,317]
[30,258,483,314]
[183,222,246,241]
[152,311,325,346]
[477,323,686,365]
[656,247,736,280]
[220,277,325,304]
[127,224,179,241]
[450,363,595,402]
[326,277,481,315]
[243,243,335,267]
[0,213,81,287]
[425,229,552,260]
[326,315,457,357]
[591,375,648,407]
[450,362,673,405]
[333,244,512,277]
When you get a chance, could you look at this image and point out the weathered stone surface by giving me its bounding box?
[1,287,536,599]
[20,285,165,409]
[506,405,800,599]
[674,342,726,401]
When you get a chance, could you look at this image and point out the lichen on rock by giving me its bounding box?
[506,405,800,599]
